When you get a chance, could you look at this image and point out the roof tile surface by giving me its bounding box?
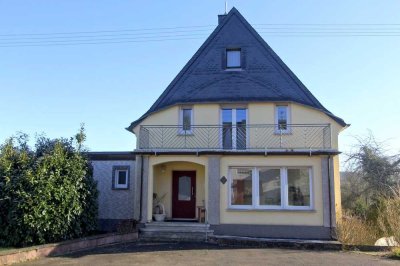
[127,8,346,131]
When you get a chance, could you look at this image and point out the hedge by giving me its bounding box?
[0,127,98,247]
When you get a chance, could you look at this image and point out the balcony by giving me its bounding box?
[137,124,332,153]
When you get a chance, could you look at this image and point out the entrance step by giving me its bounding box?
[146,222,210,228]
[140,222,213,242]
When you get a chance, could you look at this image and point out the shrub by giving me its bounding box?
[392,248,400,259]
[338,193,400,247]
[0,127,98,247]
[376,188,400,246]
[337,212,380,245]
[339,133,400,247]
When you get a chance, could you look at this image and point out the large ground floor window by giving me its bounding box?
[229,166,313,210]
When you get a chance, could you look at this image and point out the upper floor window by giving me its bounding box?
[113,166,129,189]
[222,108,247,150]
[226,48,241,68]
[180,107,193,133]
[275,105,290,132]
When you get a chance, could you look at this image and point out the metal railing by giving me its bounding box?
[138,124,331,150]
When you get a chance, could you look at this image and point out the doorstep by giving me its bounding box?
[140,222,213,242]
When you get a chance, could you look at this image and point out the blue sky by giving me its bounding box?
[1,0,399,163]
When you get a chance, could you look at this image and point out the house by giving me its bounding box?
[92,7,348,240]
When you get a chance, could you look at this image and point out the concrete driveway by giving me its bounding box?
[20,242,397,266]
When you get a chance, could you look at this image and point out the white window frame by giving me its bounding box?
[285,167,314,210]
[254,167,285,210]
[274,105,291,134]
[178,107,193,135]
[114,169,128,189]
[228,167,254,209]
[219,108,249,150]
[228,166,313,211]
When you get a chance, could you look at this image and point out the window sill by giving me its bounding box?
[225,68,243,72]
[113,187,129,190]
[226,208,316,213]
[274,131,292,135]
[177,132,194,136]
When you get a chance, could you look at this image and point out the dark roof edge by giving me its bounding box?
[324,112,347,127]
[86,151,136,161]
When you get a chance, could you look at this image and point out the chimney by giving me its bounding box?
[218,14,227,25]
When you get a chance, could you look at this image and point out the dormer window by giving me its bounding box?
[226,48,241,68]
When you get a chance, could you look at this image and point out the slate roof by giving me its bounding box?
[127,7,347,131]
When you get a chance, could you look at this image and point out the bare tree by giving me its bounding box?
[347,133,399,194]
[342,132,400,217]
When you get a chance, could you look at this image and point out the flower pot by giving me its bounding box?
[153,213,166,222]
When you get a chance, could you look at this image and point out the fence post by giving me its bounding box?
[139,126,142,149]
[255,127,258,149]
[161,127,164,149]
[184,130,187,148]
[207,127,210,149]
[325,124,331,149]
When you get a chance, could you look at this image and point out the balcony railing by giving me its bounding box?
[138,124,331,151]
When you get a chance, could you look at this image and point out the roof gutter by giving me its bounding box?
[133,150,341,156]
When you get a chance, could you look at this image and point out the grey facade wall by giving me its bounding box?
[133,156,143,221]
[328,156,337,236]
[321,156,331,228]
[207,155,221,225]
[136,155,149,223]
[211,224,331,240]
[91,160,136,230]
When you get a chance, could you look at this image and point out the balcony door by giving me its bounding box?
[221,108,247,150]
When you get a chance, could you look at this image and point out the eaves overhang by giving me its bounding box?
[133,149,341,156]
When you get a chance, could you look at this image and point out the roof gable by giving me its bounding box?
[127,7,346,131]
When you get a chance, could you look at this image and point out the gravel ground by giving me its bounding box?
[19,241,398,266]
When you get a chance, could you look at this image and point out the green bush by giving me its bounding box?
[0,127,98,247]
[376,190,400,247]
[392,248,400,259]
[337,211,380,245]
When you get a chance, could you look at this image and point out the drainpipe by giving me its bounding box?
[205,194,209,242]
[327,155,334,240]
[139,156,144,223]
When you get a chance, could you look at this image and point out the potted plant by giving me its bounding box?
[153,193,167,222]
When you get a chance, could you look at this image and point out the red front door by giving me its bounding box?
[172,171,196,219]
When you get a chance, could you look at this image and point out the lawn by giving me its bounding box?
[0,247,12,252]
